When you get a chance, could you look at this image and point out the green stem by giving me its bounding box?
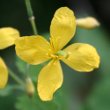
[25,63,30,76]
[24,0,38,35]
[8,68,25,87]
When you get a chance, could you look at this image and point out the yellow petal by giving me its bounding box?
[76,17,100,29]
[50,7,76,52]
[62,43,100,72]
[0,27,20,49]
[15,36,51,65]
[0,57,8,88]
[37,60,63,101]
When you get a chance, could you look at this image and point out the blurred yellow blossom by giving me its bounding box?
[15,7,100,101]
[76,17,100,29]
[0,27,20,49]
[0,27,20,88]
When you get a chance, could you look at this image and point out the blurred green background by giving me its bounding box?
[0,0,110,110]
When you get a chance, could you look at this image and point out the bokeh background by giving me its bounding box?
[0,0,110,110]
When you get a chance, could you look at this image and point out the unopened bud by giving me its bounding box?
[76,17,100,29]
[25,77,35,97]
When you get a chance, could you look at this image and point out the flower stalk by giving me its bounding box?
[8,68,25,87]
[24,0,38,35]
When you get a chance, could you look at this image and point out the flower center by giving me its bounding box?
[48,50,68,60]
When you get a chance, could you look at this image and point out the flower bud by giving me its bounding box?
[25,77,35,97]
[76,17,100,29]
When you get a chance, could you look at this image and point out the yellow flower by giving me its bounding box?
[0,27,20,88]
[0,27,20,49]
[15,7,100,101]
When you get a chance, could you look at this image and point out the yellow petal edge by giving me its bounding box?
[0,57,8,88]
